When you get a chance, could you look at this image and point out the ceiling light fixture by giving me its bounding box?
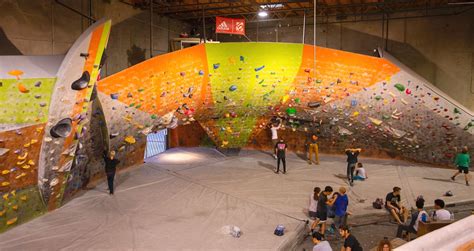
[258,10,268,17]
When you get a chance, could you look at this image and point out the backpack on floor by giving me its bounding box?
[373,198,384,209]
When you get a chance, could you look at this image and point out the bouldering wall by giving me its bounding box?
[0,19,111,232]
[98,42,473,168]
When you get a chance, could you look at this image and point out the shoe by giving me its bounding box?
[308,160,312,165]
[350,181,353,187]
[274,170,279,174]
[314,162,319,165]
[466,182,470,186]
[283,171,286,174]
[451,176,455,181]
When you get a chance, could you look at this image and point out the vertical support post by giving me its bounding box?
[302,10,306,44]
[313,0,317,81]
[202,7,206,42]
[150,0,153,58]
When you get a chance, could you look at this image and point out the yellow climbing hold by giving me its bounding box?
[20,195,27,201]
[36,127,43,133]
[369,117,383,126]
[6,217,18,225]
[18,152,28,160]
[353,112,360,117]
[281,95,290,104]
[1,170,10,175]
[11,190,15,196]
[2,194,8,200]
[12,205,18,210]
[28,160,35,166]
[17,159,27,165]
[30,139,38,145]
[0,209,5,216]
[24,142,31,148]
[15,173,26,179]
[1,181,10,186]
[124,136,136,144]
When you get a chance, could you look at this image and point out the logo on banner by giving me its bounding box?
[217,21,230,31]
[235,21,244,32]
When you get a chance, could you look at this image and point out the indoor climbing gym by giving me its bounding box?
[0,0,474,250]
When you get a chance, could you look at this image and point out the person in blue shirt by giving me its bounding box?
[333,187,350,235]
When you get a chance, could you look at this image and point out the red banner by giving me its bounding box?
[216,16,245,35]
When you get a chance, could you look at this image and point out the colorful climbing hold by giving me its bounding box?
[229,85,237,92]
[18,83,29,93]
[124,135,136,144]
[255,65,265,72]
[394,83,405,92]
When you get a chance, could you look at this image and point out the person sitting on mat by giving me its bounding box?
[353,163,368,181]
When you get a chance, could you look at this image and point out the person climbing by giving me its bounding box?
[274,138,287,174]
[270,117,282,159]
[451,146,471,186]
[307,134,320,165]
[345,148,361,186]
[309,187,321,219]
[103,150,120,195]
[353,163,368,181]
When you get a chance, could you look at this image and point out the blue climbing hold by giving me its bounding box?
[229,85,237,91]
[240,56,244,62]
[255,65,265,72]
[213,63,220,69]
[110,93,119,100]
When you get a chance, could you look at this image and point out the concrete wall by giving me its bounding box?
[213,9,474,111]
[0,0,191,75]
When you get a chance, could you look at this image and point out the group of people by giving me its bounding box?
[308,185,362,251]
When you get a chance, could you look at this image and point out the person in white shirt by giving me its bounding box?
[353,163,367,181]
[312,232,332,251]
[432,199,451,220]
[309,187,321,219]
[270,117,282,159]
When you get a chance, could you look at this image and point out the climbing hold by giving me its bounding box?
[1,170,9,175]
[375,95,382,101]
[34,81,42,87]
[338,126,353,136]
[50,118,73,138]
[405,89,411,95]
[71,71,90,90]
[151,114,157,119]
[8,70,23,79]
[369,117,383,126]
[199,70,204,76]
[229,85,237,92]
[308,102,321,108]
[6,217,17,225]
[394,83,405,92]
[110,93,120,99]
[50,178,59,187]
[39,102,47,107]
[18,83,29,93]
[454,108,461,114]
[18,152,28,160]
[240,56,244,62]
[353,112,359,117]
[0,148,9,157]
[1,182,10,187]
[124,135,136,144]
[180,72,186,77]
[351,100,357,107]
[213,63,220,69]
[255,65,265,72]
[34,95,41,99]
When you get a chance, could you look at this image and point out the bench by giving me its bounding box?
[417,220,453,237]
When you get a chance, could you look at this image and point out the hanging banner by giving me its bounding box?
[216,16,246,35]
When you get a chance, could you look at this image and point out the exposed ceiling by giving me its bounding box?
[122,0,474,21]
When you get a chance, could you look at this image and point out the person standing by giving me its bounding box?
[451,146,471,186]
[396,197,428,238]
[312,232,333,251]
[339,225,363,251]
[333,187,350,232]
[103,150,120,195]
[309,187,321,219]
[274,138,287,174]
[315,186,335,235]
[345,148,361,186]
[307,134,320,165]
[270,118,282,159]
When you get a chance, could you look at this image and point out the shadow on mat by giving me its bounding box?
[423,177,454,183]
[258,161,275,171]
[258,150,274,158]
[296,152,308,161]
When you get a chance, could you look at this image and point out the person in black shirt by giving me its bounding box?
[311,186,335,236]
[274,138,287,174]
[345,148,361,186]
[385,186,408,224]
[339,225,363,251]
[103,150,120,195]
